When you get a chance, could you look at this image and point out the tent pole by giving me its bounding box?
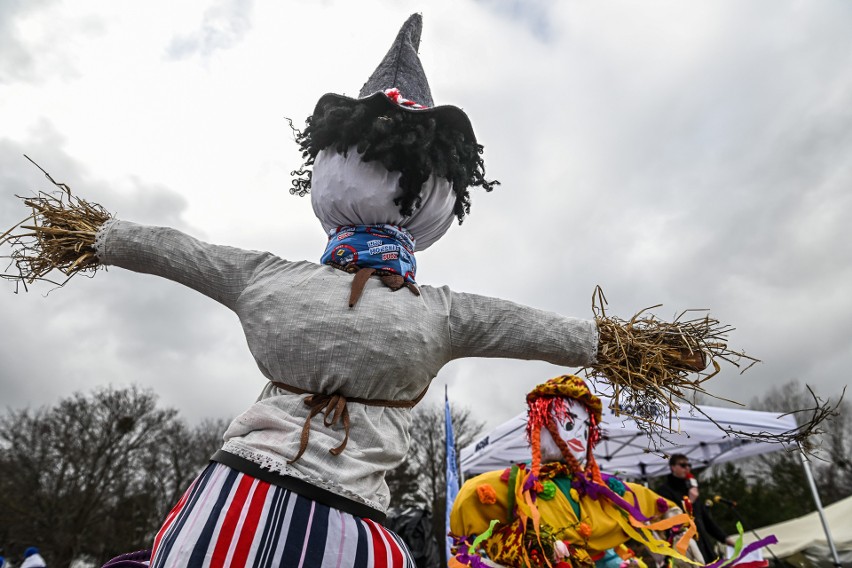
[797,442,842,567]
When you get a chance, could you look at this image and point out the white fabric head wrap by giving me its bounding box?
[310,147,456,251]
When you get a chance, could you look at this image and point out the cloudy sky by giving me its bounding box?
[2,0,851,440]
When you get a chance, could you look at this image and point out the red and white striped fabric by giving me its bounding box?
[150,463,415,568]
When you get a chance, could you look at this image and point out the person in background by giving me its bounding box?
[655,454,694,507]
[689,478,735,563]
[20,547,46,568]
[656,455,734,562]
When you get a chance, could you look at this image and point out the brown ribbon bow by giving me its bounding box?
[347,266,420,308]
[271,381,428,464]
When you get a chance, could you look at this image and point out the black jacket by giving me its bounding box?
[656,474,728,562]
[693,498,730,562]
[656,473,690,507]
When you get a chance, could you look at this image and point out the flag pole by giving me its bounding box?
[445,385,460,565]
[798,442,842,567]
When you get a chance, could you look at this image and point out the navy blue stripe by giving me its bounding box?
[387,530,415,567]
[155,464,216,565]
[354,515,369,566]
[258,485,290,568]
[252,485,283,568]
[281,493,312,563]
[270,489,293,568]
[188,467,240,566]
[152,462,217,568]
[302,500,330,566]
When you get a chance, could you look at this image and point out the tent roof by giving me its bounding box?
[460,395,798,479]
[739,493,852,558]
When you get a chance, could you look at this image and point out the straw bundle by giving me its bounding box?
[583,287,840,450]
[583,286,759,435]
[0,157,112,289]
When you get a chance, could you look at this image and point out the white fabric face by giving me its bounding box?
[310,147,456,251]
[539,400,591,465]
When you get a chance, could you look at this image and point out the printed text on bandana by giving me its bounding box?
[320,224,417,285]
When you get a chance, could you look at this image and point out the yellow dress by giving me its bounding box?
[450,464,693,568]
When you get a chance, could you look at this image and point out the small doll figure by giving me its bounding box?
[450,375,699,568]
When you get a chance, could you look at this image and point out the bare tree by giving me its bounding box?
[386,451,424,510]
[750,380,851,503]
[811,398,852,503]
[701,380,851,533]
[138,417,231,531]
[387,401,484,567]
[0,387,227,567]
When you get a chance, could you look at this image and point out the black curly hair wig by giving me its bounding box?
[289,99,498,224]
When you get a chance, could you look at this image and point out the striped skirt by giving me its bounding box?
[150,462,416,568]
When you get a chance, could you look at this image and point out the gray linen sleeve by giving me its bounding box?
[94,219,274,309]
[447,291,599,367]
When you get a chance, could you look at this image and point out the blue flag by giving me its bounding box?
[445,386,460,563]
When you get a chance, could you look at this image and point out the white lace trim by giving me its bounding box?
[93,218,118,262]
[221,440,386,512]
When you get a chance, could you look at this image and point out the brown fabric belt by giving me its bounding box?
[270,381,428,464]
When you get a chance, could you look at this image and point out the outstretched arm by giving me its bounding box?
[447,290,599,366]
[95,219,274,309]
[1,186,273,310]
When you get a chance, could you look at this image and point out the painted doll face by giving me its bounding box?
[539,400,591,464]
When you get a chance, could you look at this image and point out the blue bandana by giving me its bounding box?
[320,224,417,285]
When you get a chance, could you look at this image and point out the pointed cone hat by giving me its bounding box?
[311,13,476,143]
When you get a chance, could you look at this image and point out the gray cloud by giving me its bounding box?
[0,131,253,423]
[166,0,255,60]
[2,1,851,441]
[420,0,852,428]
[475,0,556,41]
[0,0,107,85]
[0,0,54,84]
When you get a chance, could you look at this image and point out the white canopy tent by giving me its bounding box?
[460,395,798,479]
[740,493,852,566]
